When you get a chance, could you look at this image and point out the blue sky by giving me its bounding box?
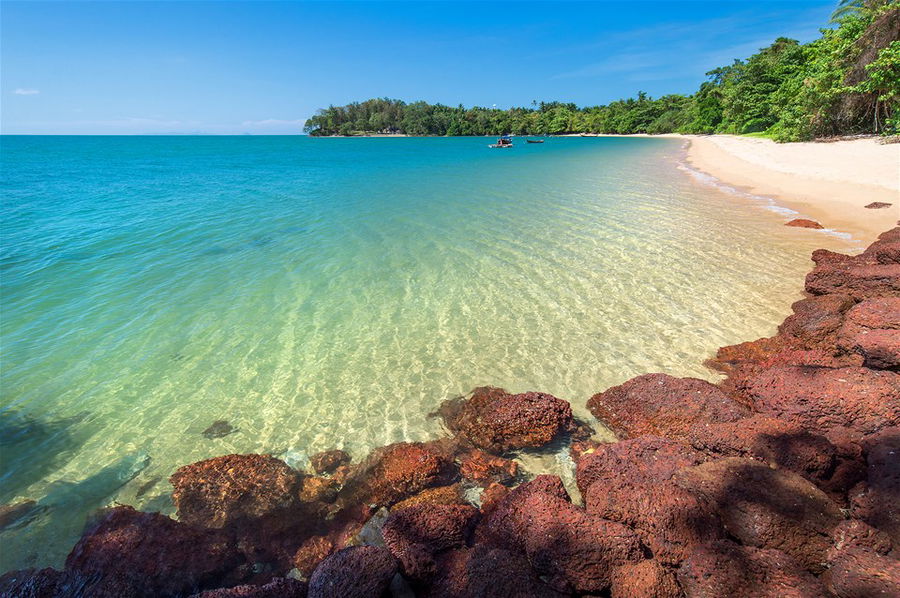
[2,1,838,134]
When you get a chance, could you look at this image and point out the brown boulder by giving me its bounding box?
[381,503,478,582]
[836,297,900,369]
[850,427,900,546]
[587,374,748,441]
[426,547,563,598]
[292,536,335,578]
[391,484,465,511]
[458,449,519,486]
[778,293,855,349]
[806,263,900,299]
[743,366,900,438]
[684,415,837,485]
[673,457,842,573]
[309,450,350,475]
[575,436,707,496]
[337,442,452,508]
[476,475,569,551]
[170,454,303,530]
[824,520,899,598]
[517,491,644,594]
[0,568,92,598]
[677,540,827,598]
[584,478,721,565]
[785,218,824,229]
[189,578,308,597]
[65,506,243,597]
[437,386,575,453]
[865,201,893,209]
[307,546,397,598]
[610,560,683,598]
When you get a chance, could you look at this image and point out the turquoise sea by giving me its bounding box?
[0,135,854,570]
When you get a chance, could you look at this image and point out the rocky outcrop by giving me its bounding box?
[575,436,707,496]
[337,442,453,508]
[189,578,308,598]
[836,297,900,370]
[677,540,828,598]
[742,366,900,438]
[381,503,478,582]
[850,427,900,546]
[437,387,575,453]
[673,458,842,573]
[426,547,563,598]
[307,546,397,598]
[458,449,519,486]
[65,506,244,597]
[587,374,749,440]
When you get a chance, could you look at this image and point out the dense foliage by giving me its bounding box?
[304,1,899,141]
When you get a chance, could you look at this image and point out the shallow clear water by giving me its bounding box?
[0,135,853,569]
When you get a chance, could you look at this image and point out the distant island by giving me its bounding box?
[304,1,898,141]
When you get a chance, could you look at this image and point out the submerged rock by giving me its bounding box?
[309,450,350,475]
[391,484,465,511]
[170,454,304,530]
[436,386,575,453]
[587,374,749,441]
[458,449,519,486]
[203,420,237,439]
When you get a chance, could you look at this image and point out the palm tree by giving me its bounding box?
[829,0,872,23]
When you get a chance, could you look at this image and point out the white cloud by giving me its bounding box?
[14,88,40,95]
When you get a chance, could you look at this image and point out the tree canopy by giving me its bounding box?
[304,1,899,141]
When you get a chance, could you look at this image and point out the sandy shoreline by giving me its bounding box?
[675,135,898,243]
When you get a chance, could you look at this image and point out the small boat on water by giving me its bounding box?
[489,135,513,148]
[526,139,544,144]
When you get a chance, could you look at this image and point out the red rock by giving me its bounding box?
[785,218,824,229]
[0,568,91,598]
[806,263,900,299]
[517,491,644,594]
[306,546,397,598]
[292,536,334,578]
[610,560,682,598]
[391,484,464,511]
[426,547,563,598]
[298,476,338,504]
[677,540,827,598]
[458,449,519,486]
[337,442,452,508]
[705,336,787,376]
[476,475,569,551]
[865,201,893,209]
[575,436,708,496]
[381,503,479,582]
[189,578,308,598]
[65,506,244,597]
[684,415,838,485]
[743,365,900,437]
[478,482,510,516]
[569,438,602,462]
[437,386,575,453]
[828,519,893,557]
[850,427,900,546]
[824,520,899,598]
[309,450,350,475]
[587,374,749,441]
[823,546,900,598]
[836,297,900,369]
[673,457,842,573]
[584,478,722,565]
[778,293,855,349]
[170,454,304,530]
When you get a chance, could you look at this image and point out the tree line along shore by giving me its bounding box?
[304,2,899,142]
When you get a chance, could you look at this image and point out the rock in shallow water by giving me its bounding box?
[309,450,350,475]
[785,218,824,229]
[202,420,237,439]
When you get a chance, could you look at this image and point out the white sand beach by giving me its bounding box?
[684,135,899,242]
